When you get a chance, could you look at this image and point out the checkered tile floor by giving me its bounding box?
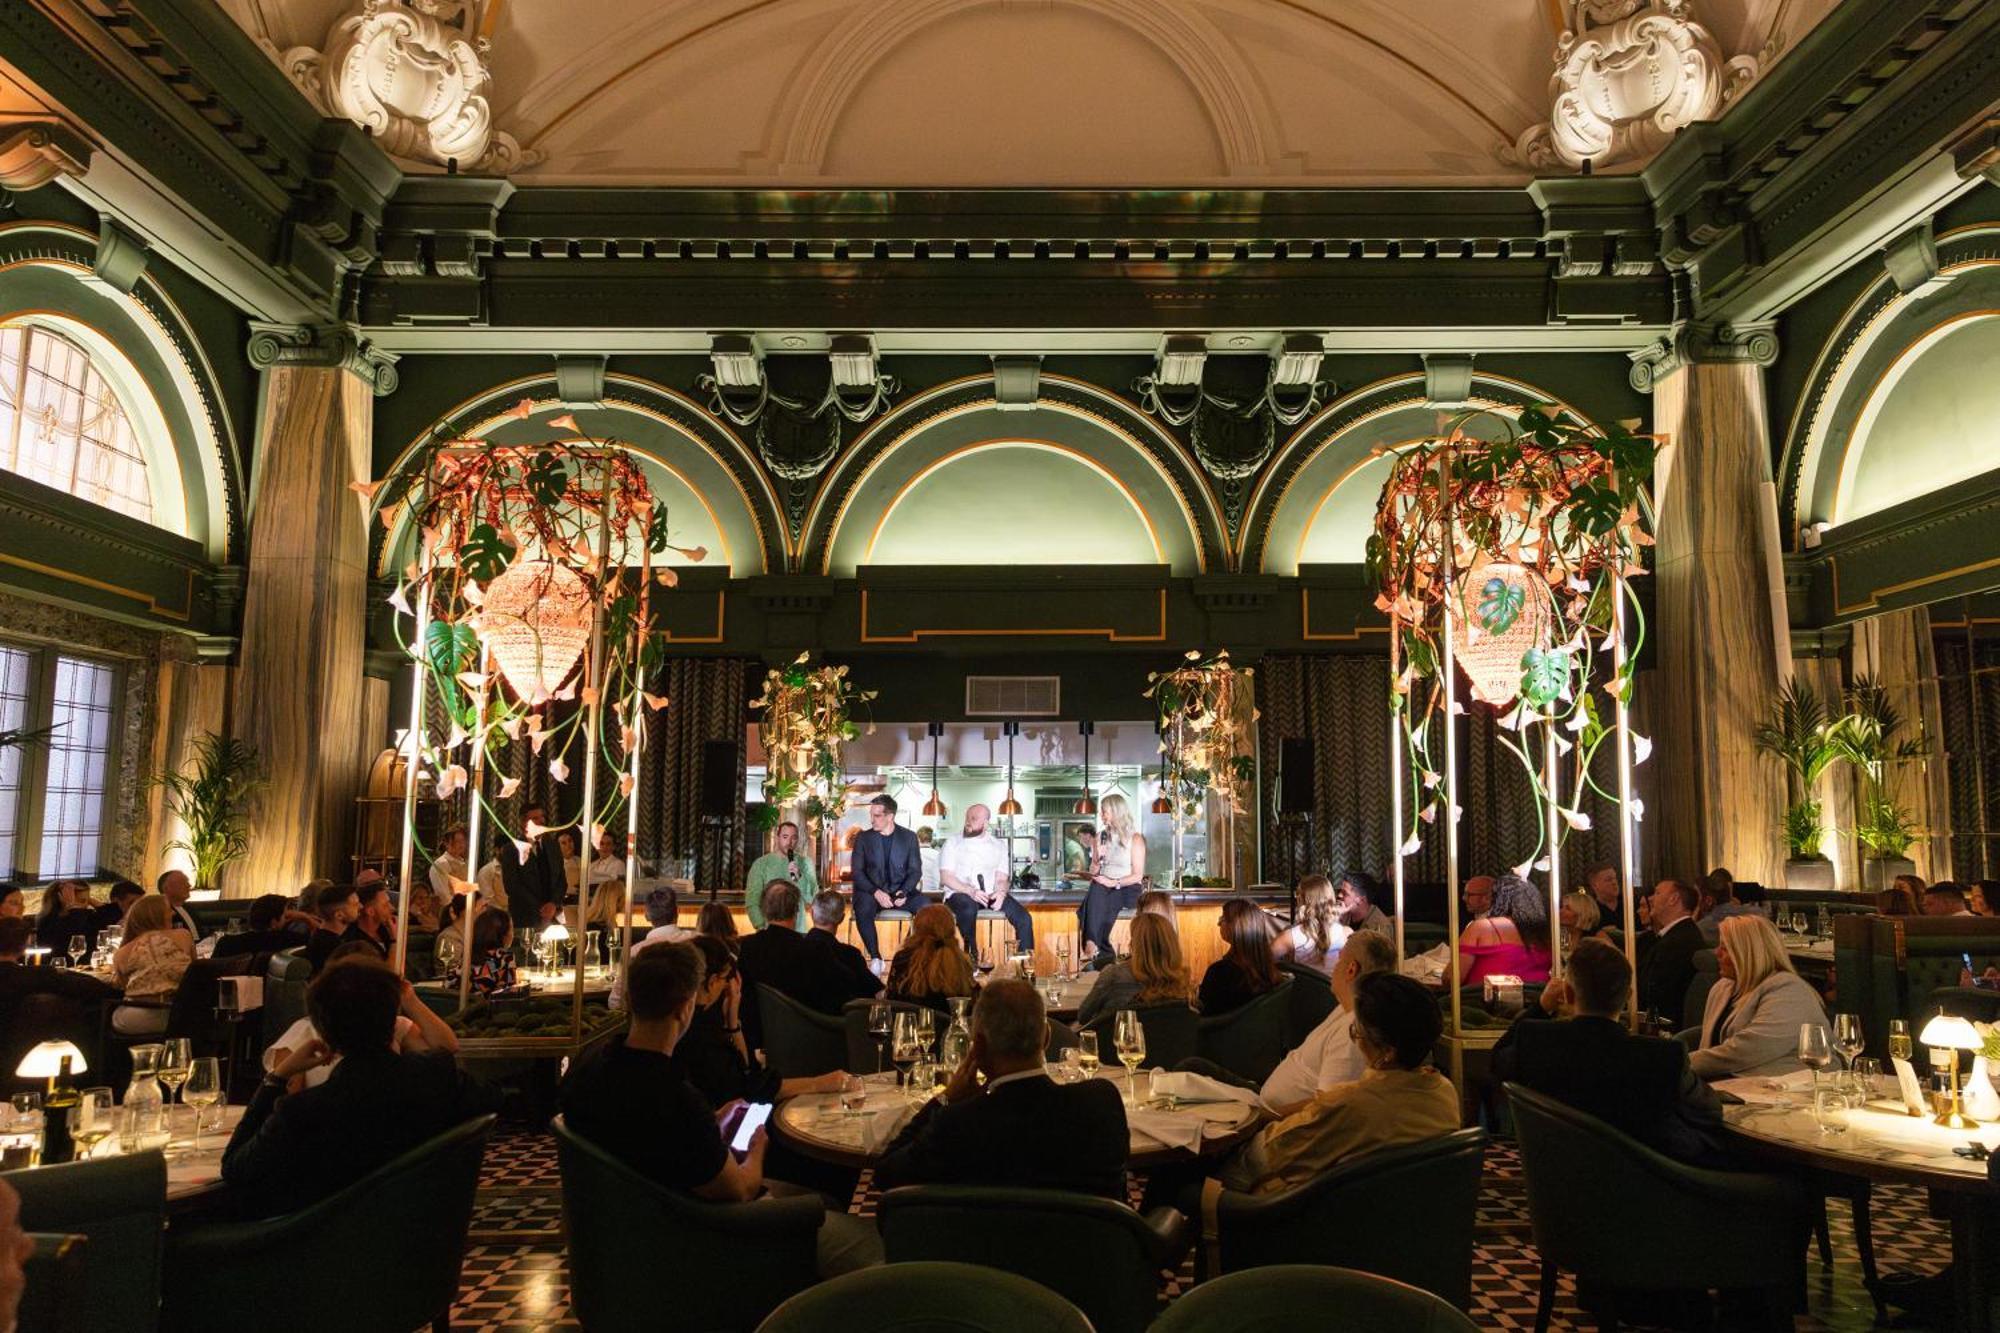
[448,1130,1951,1331]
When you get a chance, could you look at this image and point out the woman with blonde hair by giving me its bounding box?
[887,902,976,1009]
[1559,890,1602,954]
[111,895,193,1034]
[1079,793,1146,968]
[1273,874,1344,974]
[1077,911,1192,1026]
[1690,912,1828,1079]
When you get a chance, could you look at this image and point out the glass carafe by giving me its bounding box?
[121,1043,165,1148]
[940,997,973,1071]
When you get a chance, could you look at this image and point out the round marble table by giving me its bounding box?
[772,1069,1262,1171]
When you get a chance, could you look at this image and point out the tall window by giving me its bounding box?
[0,324,155,524]
[0,645,121,880]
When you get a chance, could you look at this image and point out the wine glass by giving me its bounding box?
[1790,912,1808,938]
[1076,1031,1101,1078]
[66,934,87,969]
[1888,1018,1914,1063]
[1055,937,1071,982]
[1113,1010,1147,1105]
[1833,1012,1865,1082]
[157,1039,192,1109]
[867,1001,894,1073]
[1851,1057,1884,1107]
[913,1007,937,1058]
[68,1088,113,1159]
[182,1058,222,1150]
[1798,1023,1832,1090]
[890,1011,922,1087]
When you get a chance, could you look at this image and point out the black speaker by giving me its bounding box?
[1278,737,1315,815]
[699,739,740,818]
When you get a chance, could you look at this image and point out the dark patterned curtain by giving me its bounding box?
[638,657,753,890]
[1937,632,2000,881]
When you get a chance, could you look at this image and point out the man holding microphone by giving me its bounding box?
[746,821,815,930]
[940,803,1034,962]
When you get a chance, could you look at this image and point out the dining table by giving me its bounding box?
[1721,1092,2000,1332]
[6,1103,247,1208]
[771,1068,1264,1172]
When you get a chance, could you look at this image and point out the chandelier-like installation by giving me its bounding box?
[478,560,592,704]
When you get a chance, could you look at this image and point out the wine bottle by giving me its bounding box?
[41,1056,79,1165]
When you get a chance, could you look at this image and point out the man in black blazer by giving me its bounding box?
[735,880,872,1047]
[1495,938,1729,1166]
[849,793,923,963]
[802,889,883,1008]
[877,979,1128,1198]
[1635,878,1705,1028]
[220,957,498,1217]
[503,804,566,934]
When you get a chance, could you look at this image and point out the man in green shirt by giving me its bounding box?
[746,821,815,929]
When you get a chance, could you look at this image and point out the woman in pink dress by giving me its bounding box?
[1455,873,1553,987]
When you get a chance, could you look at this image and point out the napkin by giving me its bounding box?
[857,1102,916,1154]
[1127,1100,1257,1152]
[1713,1069,1816,1106]
[1146,1070,1264,1108]
[1401,944,1450,984]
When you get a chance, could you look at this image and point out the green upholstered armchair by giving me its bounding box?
[259,947,312,1049]
[877,1184,1191,1333]
[553,1114,823,1333]
[756,1261,1092,1333]
[1277,961,1337,1046]
[1212,1127,1488,1309]
[756,984,847,1078]
[1507,1082,1804,1333]
[4,1148,164,1332]
[20,1232,90,1333]
[1084,1001,1198,1071]
[1151,1264,1481,1333]
[159,1114,494,1333]
[1834,915,2000,1059]
[1196,978,1295,1085]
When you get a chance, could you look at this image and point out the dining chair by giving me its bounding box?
[1085,1001,1198,1070]
[1151,1264,1481,1333]
[4,1150,164,1332]
[877,1183,1191,1333]
[554,1114,822,1332]
[1277,960,1337,1045]
[757,983,848,1078]
[159,1113,495,1333]
[1196,977,1295,1084]
[19,1232,90,1333]
[1210,1127,1488,1307]
[840,996,925,1075]
[756,1261,1091,1333]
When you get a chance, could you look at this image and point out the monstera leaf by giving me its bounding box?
[1475,575,1526,635]
[1567,482,1624,537]
[425,620,481,722]
[460,523,516,581]
[1519,646,1572,707]
[525,451,569,507]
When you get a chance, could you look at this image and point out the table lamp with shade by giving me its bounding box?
[16,1041,85,1163]
[540,919,571,976]
[1919,1012,1983,1129]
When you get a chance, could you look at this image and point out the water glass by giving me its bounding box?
[1812,1086,1849,1135]
[68,1088,115,1159]
[838,1074,867,1117]
[1850,1057,1884,1107]
[905,1057,936,1105]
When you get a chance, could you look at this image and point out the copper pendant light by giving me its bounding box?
[921,721,947,818]
[1073,720,1097,815]
[997,721,1023,816]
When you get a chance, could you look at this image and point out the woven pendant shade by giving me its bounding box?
[479,559,592,704]
[1451,558,1551,707]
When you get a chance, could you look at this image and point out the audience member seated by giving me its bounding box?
[609,886,694,1010]
[1335,872,1394,938]
[1694,868,1758,944]
[1464,875,1494,922]
[0,885,20,918]
[1206,973,1455,1216]
[0,914,116,1005]
[157,869,201,939]
[428,826,471,905]
[405,877,443,936]
[1494,938,1729,1165]
[1559,891,1602,955]
[1971,883,1993,916]
[1078,912,1193,1027]
[263,945,459,1091]
[342,877,397,959]
[33,880,99,956]
[1926,882,1975,917]
[1271,874,1346,975]
[1879,879,1920,916]
[220,954,498,1217]
[1690,913,1829,1079]
[696,901,740,948]
[1135,887,1178,929]
[1198,899,1282,1016]
[801,890,881,1004]
[559,943,879,1276]
[1583,861,1622,924]
[1457,874,1553,987]
[877,979,1128,1198]
[110,895,193,1034]
[885,903,977,1011]
[1259,931,1399,1112]
[305,883,360,973]
[215,893,315,959]
[677,936,847,1108]
[740,880,882,1045]
[455,907,518,997]
[95,879,143,931]
[1635,878,1704,1027]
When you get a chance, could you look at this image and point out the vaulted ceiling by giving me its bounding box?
[218,0,1837,187]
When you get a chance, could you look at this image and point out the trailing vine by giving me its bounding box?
[750,653,877,834]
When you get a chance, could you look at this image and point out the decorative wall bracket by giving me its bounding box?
[1509,1,1760,172]
[247,321,400,395]
[1134,360,1332,533]
[0,120,89,192]
[1628,319,1777,391]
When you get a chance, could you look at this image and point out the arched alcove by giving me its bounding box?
[1834,314,2000,525]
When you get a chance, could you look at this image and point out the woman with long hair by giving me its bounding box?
[695,900,740,951]
[34,879,98,955]
[1272,874,1343,974]
[460,906,519,997]
[1077,911,1194,1026]
[111,895,193,1034]
[1456,874,1553,985]
[1691,913,1828,1078]
[887,902,976,1008]
[1078,793,1146,968]
[1199,897,1282,1015]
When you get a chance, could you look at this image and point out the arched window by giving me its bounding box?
[0,323,158,525]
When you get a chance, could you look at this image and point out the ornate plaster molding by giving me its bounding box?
[1509,1,1759,172]
[247,321,400,396]
[280,1,530,174]
[0,120,90,192]
[1628,319,1778,392]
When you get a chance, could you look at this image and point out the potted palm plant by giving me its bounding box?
[1827,675,1929,892]
[1752,680,1841,891]
[154,733,264,891]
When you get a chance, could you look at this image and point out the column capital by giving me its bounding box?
[247,322,399,396]
[0,119,89,192]
[1628,320,1779,393]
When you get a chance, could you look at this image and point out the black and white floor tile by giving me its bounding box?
[447,1132,1953,1331]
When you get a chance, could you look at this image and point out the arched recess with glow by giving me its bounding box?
[377,379,783,578]
[808,378,1220,577]
[1783,234,2000,535]
[1246,373,1595,575]
[0,224,240,561]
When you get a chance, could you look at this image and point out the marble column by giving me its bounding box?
[229,327,395,894]
[141,646,234,882]
[1636,330,1789,885]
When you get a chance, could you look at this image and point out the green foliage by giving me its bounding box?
[524,451,569,507]
[1566,482,1625,536]
[459,523,516,581]
[1475,576,1525,634]
[1780,798,1827,860]
[1753,680,1840,786]
[1519,647,1571,708]
[154,734,264,889]
[1825,674,1931,862]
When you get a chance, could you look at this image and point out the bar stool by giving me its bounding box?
[974,909,1016,966]
[1107,908,1138,958]
[872,908,915,959]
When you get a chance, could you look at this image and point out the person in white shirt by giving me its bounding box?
[263,946,459,1089]
[917,827,941,897]
[472,834,510,915]
[1258,930,1398,1112]
[156,868,202,941]
[429,826,470,901]
[610,886,695,1010]
[939,804,1034,960]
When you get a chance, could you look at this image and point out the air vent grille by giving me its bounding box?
[965,675,1060,716]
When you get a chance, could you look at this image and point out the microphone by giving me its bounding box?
[977,873,987,905]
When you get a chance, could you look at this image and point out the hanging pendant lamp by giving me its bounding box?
[921,721,947,818]
[478,559,592,704]
[1073,720,1097,815]
[998,722,1023,816]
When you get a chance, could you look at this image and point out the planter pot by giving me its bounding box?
[1784,858,1836,892]
[1865,857,1917,893]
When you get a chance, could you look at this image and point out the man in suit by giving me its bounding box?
[1494,938,1729,1165]
[877,979,1128,1198]
[502,803,565,935]
[803,890,883,1007]
[734,880,824,1048]
[849,793,923,964]
[1635,878,1705,1028]
[220,955,498,1217]
[157,869,201,940]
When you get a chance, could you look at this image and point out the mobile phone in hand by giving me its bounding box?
[729,1101,772,1155]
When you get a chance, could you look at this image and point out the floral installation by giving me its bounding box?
[750,652,876,832]
[1145,648,1257,883]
